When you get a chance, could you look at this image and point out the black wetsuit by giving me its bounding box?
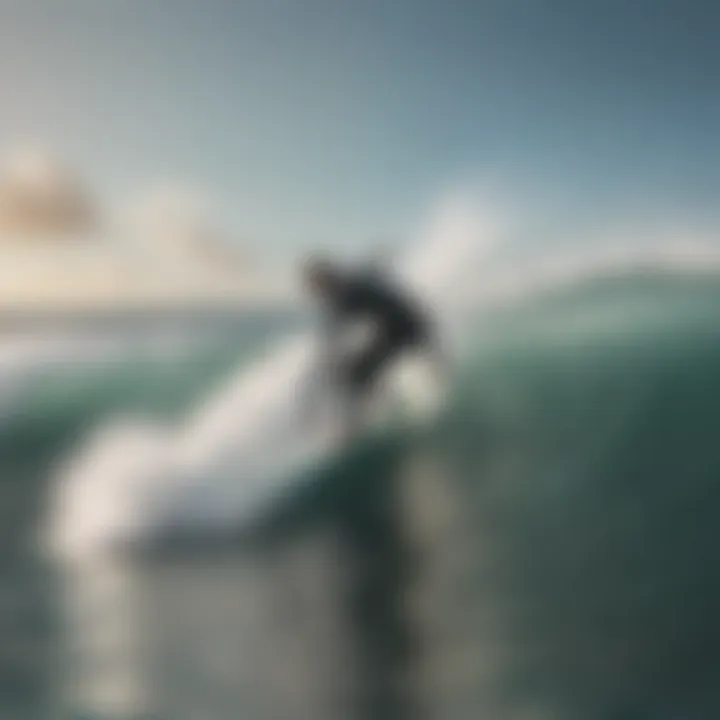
[323,272,431,395]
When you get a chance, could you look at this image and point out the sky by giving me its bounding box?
[0,0,718,274]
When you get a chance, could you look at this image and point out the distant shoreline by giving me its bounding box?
[0,300,303,334]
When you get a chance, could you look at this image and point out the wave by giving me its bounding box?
[33,260,717,547]
[0,250,709,719]
[41,263,720,719]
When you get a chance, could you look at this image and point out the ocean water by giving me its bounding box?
[2,270,720,719]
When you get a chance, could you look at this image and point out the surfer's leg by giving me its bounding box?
[340,335,397,436]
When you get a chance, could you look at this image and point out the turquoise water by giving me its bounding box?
[2,272,720,719]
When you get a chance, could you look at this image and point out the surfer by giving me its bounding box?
[303,256,443,438]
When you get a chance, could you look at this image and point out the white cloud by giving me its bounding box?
[0,156,285,308]
[0,147,97,240]
[120,181,250,272]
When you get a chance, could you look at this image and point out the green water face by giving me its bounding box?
[4,272,720,719]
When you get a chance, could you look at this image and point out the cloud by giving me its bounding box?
[0,157,283,308]
[122,181,250,273]
[0,148,97,240]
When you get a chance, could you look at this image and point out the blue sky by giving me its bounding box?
[0,0,717,255]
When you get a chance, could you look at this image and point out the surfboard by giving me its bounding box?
[156,336,447,532]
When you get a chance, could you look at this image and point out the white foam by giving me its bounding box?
[47,195,500,559]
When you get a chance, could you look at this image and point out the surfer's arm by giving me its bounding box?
[300,309,342,430]
[424,326,450,379]
[319,308,345,377]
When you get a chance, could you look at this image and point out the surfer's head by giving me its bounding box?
[303,256,342,297]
